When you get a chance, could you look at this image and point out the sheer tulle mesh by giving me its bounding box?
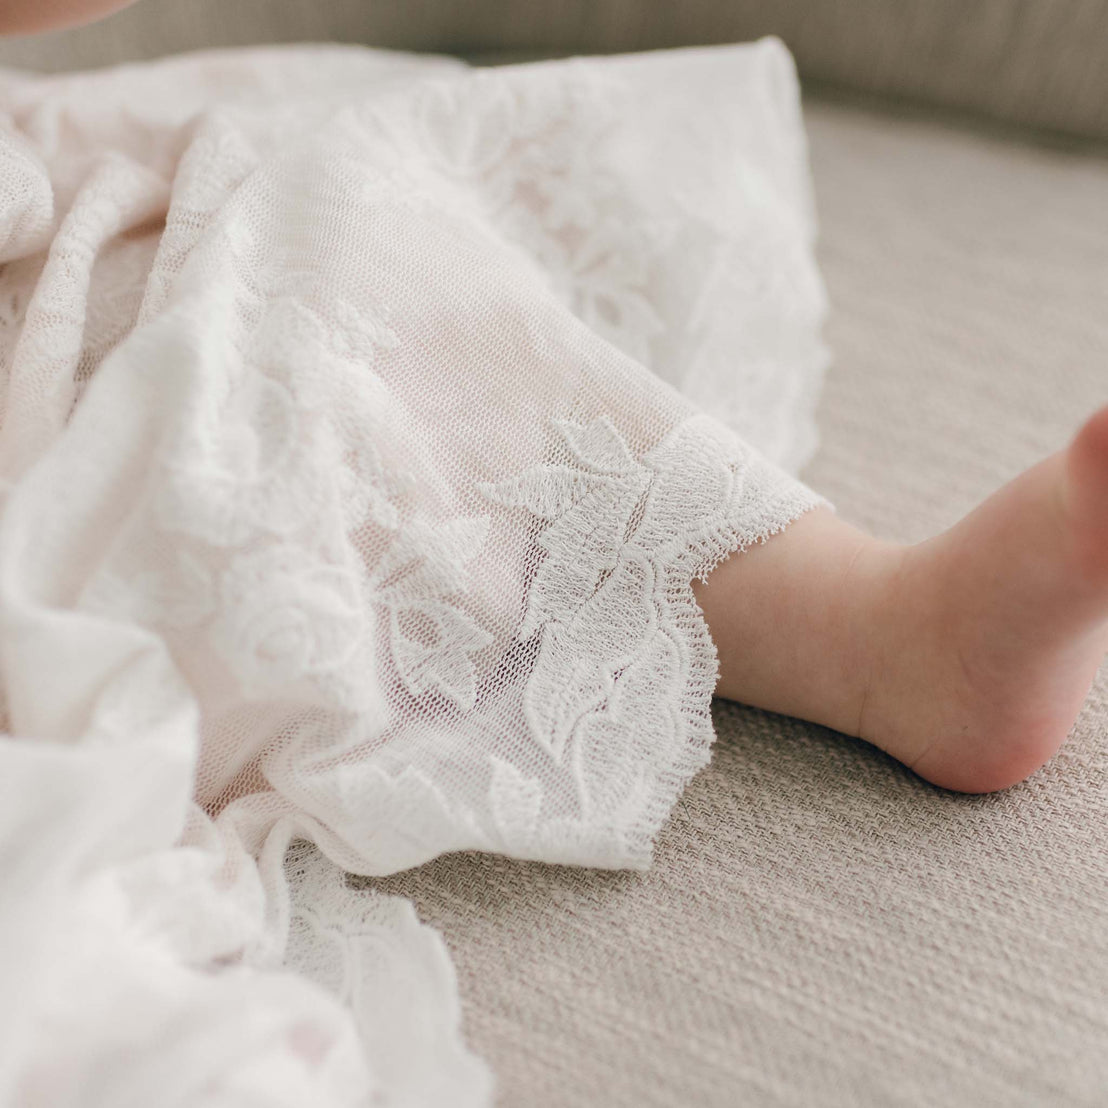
[0,41,827,1105]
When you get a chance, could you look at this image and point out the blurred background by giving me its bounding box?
[1,0,1107,146]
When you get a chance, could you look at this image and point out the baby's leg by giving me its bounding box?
[694,406,1108,793]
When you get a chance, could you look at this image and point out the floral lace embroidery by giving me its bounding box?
[88,286,494,717]
[372,517,493,713]
[352,66,670,366]
[482,415,738,781]
[0,42,828,1108]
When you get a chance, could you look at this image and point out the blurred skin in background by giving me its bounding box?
[0,0,138,35]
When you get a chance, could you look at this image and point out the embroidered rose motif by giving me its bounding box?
[247,295,403,533]
[212,546,368,699]
[156,367,327,547]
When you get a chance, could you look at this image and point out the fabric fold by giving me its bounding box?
[0,40,827,1104]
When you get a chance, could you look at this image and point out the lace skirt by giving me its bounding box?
[0,40,827,1105]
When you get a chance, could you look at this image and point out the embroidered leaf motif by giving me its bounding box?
[480,465,595,520]
[488,756,544,847]
[390,601,492,712]
[522,628,612,760]
[487,414,744,766]
[374,516,494,712]
[553,416,636,474]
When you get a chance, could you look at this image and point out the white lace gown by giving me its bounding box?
[0,39,828,1106]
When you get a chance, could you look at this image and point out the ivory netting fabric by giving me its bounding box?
[0,39,829,1106]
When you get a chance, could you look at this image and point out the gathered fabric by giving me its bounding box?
[0,39,827,1105]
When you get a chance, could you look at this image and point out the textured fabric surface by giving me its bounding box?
[360,101,1108,1106]
[2,1,1108,143]
[0,42,829,1105]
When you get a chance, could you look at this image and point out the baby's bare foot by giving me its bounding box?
[695,407,1108,793]
[860,406,1108,792]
